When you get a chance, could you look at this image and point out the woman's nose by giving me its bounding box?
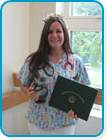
[52,32,58,37]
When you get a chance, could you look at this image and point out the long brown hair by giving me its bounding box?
[26,14,72,84]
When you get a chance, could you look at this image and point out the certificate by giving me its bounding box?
[49,75,98,121]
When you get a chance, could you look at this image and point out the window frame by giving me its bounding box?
[62,2,102,32]
[56,2,102,105]
[64,16,101,32]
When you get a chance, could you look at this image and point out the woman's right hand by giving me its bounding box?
[21,86,39,102]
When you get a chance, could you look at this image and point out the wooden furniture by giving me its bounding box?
[2,73,29,111]
[2,73,102,111]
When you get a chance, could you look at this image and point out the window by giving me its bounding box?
[70,2,102,16]
[56,2,102,89]
[71,31,102,88]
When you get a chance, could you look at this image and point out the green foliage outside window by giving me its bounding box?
[71,32,102,68]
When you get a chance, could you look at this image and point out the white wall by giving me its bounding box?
[29,2,55,53]
[2,102,30,135]
[75,117,102,135]
[2,2,30,93]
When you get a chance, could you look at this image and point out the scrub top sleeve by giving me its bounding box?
[18,62,30,86]
[74,55,90,85]
[79,58,91,85]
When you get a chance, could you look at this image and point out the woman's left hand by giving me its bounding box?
[67,111,78,120]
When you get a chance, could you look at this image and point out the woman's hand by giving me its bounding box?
[67,110,78,120]
[21,86,39,102]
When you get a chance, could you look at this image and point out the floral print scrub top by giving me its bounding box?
[18,53,90,130]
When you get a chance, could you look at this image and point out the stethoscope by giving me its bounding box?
[43,52,74,76]
[43,52,79,80]
[64,53,80,80]
[64,52,74,70]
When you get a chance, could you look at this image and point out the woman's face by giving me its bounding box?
[48,21,64,50]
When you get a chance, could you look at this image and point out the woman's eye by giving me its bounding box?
[48,30,53,34]
[48,30,62,34]
[57,30,62,33]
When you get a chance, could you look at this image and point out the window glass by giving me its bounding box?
[71,2,102,16]
[70,32,102,88]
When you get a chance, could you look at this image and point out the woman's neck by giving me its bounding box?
[49,49,65,64]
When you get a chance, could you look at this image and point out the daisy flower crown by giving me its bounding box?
[42,13,65,24]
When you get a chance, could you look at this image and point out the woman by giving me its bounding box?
[18,13,90,135]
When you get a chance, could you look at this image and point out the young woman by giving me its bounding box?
[18,13,90,135]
